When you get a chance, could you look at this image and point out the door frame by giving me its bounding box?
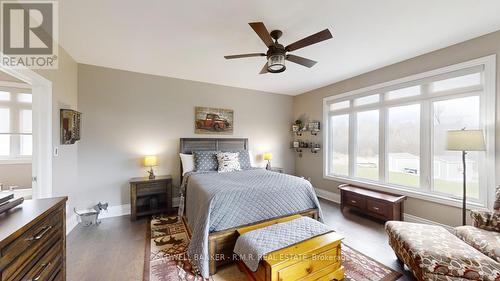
[0,54,53,199]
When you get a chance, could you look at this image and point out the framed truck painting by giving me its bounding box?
[60,109,81,144]
[195,107,233,135]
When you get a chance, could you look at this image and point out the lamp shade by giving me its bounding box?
[143,155,158,167]
[446,130,486,151]
[263,152,273,161]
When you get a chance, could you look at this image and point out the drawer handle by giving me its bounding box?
[31,262,51,281]
[28,226,53,241]
[373,207,380,211]
[350,200,357,204]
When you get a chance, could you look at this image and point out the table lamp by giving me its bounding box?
[143,155,158,179]
[446,129,485,225]
[263,152,273,170]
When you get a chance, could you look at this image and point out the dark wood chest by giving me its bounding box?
[338,184,406,221]
[0,197,67,281]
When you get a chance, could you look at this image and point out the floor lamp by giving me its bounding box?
[446,129,485,226]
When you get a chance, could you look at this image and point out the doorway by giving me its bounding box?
[0,79,33,199]
[0,63,53,200]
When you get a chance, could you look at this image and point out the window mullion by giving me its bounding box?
[379,106,387,182]
[348,112,356,177]
[14,104,21,158]
[420,84,432,191]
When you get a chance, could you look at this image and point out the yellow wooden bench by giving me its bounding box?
[236,215,344,281]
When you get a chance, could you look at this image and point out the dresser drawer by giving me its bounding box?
[136,183,166,197]
[50,270,63,281]
[20,239,63,281]
[344,193,366,209]
[0,209,63,278]
[2,227,62,281]
[277,247,339,281]
[366,199,390,218]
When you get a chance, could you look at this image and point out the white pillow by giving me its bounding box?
[217,152,241,173]
[180,153,194,175]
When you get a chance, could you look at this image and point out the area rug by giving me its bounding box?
[144,215,402,281]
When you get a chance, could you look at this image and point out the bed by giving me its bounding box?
[179,138,321,277]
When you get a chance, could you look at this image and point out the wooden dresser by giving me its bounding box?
[0,197,67,281]
[338,184,406,221]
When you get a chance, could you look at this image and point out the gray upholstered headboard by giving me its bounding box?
[179,138,249,181]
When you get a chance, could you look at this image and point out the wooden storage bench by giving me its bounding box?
[338,184,406,221]
[236,215,344,281]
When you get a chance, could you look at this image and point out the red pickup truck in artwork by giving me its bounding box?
[195,113,231,131]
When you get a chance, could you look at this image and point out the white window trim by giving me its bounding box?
[323,55,496,210]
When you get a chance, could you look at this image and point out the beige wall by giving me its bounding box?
[35,46,79,212]
[0,163,31,189]
[293,30,500,227]
[76,64,294,208]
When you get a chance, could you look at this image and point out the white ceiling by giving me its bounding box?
[59,0,500,96]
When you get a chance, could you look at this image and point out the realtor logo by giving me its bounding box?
[1,1,58,69]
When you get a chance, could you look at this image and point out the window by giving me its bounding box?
[355,110,379,180]
[0,89,32,160]
[324,57,495,207]
[329,114,349,176]
[386,86,420,100]
[387,104,420,188]
[432,73,481,92]
[432,96,480,198]
[354,94,379,106]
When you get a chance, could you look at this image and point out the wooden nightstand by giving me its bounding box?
[129,175,174,221]
[268,167,284,173]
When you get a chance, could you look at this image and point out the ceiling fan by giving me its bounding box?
[224,22,333,74]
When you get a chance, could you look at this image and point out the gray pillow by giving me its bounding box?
[193,151,219,171]
[226,150,252,169]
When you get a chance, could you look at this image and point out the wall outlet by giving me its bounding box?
[53,146,59,157]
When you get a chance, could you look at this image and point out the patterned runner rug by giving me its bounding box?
[144,215,402,281]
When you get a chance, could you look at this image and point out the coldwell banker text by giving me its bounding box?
[1,1,58,69]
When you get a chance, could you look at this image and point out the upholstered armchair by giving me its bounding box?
[454,190,500,263]
[470,210,500,232]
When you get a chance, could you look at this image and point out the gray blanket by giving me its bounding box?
[233,216,333,271]
[182,169,322,278]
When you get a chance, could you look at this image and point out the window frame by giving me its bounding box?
[0,86,32,163]
[323,55,496,210]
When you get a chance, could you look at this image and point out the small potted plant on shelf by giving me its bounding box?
[293,120,306,136]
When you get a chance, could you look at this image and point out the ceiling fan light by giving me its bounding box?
[267,54,286,73]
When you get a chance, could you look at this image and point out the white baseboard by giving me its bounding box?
[65,198,183,235]
[99,204,131,219]
[66,204,131,235]
[314,188,341,203]
[403,213,453,231]
[314,187,453,231]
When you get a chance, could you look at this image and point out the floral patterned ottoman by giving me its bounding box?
[385,221,500,281]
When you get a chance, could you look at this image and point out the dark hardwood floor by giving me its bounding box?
[67,198,416,281]
[67,216,147,281]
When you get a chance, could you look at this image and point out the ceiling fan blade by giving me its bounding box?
[249,22,274,47]
[259,63,268,74]
[286,54,317,68]
[285,29,333,52]
[224,53,266,59]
